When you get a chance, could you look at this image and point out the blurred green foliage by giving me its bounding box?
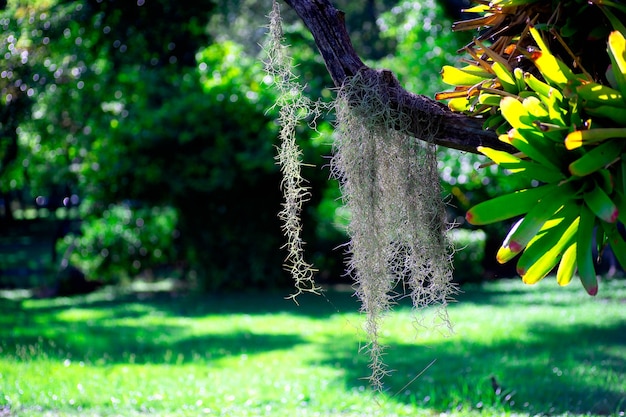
[63,203,178,280]
[449,227,486,282]
[1,0,293,289]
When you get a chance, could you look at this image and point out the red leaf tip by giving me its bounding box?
[509,241,523,253]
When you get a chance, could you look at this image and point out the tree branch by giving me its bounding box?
[282,0,513,154]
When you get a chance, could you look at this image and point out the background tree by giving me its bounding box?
[4,0,495,291]
[2,0,288,289]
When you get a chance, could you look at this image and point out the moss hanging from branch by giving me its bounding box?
[332,69,456,389]
[263,1,329,299]
[265,1,455,389]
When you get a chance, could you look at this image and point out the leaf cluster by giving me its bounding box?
[438,0,626,294]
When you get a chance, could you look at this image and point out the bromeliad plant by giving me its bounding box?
[437,0,626,295]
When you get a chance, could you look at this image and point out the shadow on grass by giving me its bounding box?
[2,320,305,365]
[1,292,326,365]
[319,320,626,416]
[455,278,626,308]
[2,287,360,318]
[0,287,364,366]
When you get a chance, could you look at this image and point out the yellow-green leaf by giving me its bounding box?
[492,62,518,93]
[522,96,549,119]
[608,31,626,95]
[577,82,625,107]
[556,242,577,286]
[441,65,492,86]
[500,97,532,129]
[565,127,626,150]
[448,97,471,112]
[528,26,581,88]
[478,93,502,107]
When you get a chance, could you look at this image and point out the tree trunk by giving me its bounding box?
[282,0,513,154]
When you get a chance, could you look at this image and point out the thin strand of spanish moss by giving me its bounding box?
[264,1,329,299]
[332,69,455,389]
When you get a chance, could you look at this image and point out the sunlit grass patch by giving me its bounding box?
[1,279,625,416]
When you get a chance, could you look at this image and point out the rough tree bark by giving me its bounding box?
[283,0,514,154]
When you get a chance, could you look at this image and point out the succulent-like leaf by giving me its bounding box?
[441,65,492,86]
[583,185,619,223]
[577,205,598,296]
[478,146,565,182]
[500,96,533,129]
[556,242,577,286]
[519,212,579,284]
[565,127,626,150]
[466,183,558,226]
[576,82,625,108]
[568,139,625,175]
[608,31,626,95]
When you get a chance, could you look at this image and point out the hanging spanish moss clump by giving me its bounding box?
[265,1,455,389]
[332,69,455,389]
[263,1,330,299]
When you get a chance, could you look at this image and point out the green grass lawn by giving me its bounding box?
[1,278,625,416]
